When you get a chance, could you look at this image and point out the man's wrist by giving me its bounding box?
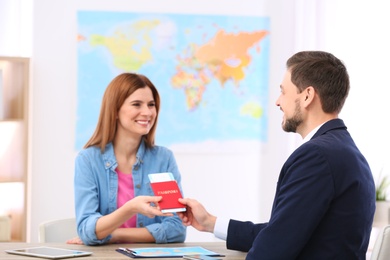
[208,215,217,233]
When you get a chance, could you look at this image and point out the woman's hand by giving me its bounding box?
[126,195,173,218]
[66,236,84,245]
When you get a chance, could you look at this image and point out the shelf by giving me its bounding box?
[0,182,25,241]
[0,56,29,121]
[0,56,29,242]
[0,120,26,182]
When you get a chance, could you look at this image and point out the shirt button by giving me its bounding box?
[134,166,139,170]
[139,223,144,227]
[136,184,141,189]
[106,162,110,167]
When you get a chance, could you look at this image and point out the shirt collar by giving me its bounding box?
[302,123,325,144]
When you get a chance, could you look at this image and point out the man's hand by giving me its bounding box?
[177,198,216,233]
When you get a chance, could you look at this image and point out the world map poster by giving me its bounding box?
[76,11,270,152]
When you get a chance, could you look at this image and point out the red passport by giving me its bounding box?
[150,180,186,213]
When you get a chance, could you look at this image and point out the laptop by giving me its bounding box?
[5,246,92,259]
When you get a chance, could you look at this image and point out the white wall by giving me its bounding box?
[321,0,390,181]
[0,0,32,57]
[3,0,388,243]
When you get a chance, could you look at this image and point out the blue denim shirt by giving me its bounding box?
[74,140,186,245]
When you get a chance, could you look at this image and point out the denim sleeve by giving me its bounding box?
[145,215,187,243]
[74,152,111,245]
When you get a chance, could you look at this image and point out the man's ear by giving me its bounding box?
[303,86,315,105]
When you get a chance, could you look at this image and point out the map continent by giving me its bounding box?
[172,29,268,110]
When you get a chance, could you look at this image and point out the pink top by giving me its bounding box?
[116,169,137,228]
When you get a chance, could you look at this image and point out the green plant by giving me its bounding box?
[376,171,390,201]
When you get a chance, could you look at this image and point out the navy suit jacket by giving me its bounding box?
[227,119,375,259]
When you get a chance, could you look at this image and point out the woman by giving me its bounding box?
[70,73,186,245]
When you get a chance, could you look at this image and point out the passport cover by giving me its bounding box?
[150,180,186,213]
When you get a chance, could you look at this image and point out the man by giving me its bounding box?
[178,51,375,259]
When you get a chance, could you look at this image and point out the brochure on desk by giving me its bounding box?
[116,246,224,258]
